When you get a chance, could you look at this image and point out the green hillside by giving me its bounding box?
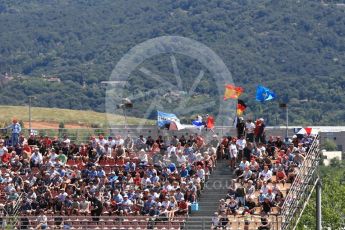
[0,105,153,127]
[0,0,344,125]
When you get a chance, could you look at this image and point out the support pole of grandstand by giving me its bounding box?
[316,178,322,230]
[285,105,289,138]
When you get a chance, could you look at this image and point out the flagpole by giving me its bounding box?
[286,105,289,138]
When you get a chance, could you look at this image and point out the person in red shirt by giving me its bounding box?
[22,143,32,161]
[133,173,141,187]
[1,149,12,164]
[175,198,188,216]
[42,136,52,148]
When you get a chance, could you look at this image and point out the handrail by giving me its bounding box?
[280,134,320,229]
[0,126,298,144]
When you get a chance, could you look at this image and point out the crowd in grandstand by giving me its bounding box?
[211,118,315,229]
[0,118,316,229]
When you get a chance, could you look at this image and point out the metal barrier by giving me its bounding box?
[1,126,293,144]
[280,135,321,230]
[7,215,283,230]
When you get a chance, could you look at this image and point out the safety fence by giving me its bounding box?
[0,126,293,144]
[280,135,321,230]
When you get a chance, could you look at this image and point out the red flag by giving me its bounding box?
[207,116,215,129]
[305,127,312,135]
[224,84,244,100]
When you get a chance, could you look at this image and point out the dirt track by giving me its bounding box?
[23,121,88,129]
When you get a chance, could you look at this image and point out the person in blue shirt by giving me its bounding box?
[113,189,124,204]
[96,166,106,177]
[4,118,21,146]
[180,165,189,178]
[142,195,155,215]
[150,172,160,184]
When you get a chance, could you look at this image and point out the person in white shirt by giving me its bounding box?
[114,135,124,146]
[0,140,6,158]
[167,144,176,157]
[37,210,48,229]
[79,198,91,215]
[176,151,186,166]
[236,135,246,163]
[62,135,71,147]
[103,143,112,158]
[229,139,238,170]
[245,119,255,142]
[259,165,273,183]
[138,149,148,165]
[211,212,220,229]
[107,137,116,148]
[30,148,43,168]
[97,135,108,146]
[48,149,58,164]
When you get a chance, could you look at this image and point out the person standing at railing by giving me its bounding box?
[3,118,21,146]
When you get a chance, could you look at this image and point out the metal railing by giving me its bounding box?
[6,215,283,230]
[0,126,294,144]
[280,134,321,230]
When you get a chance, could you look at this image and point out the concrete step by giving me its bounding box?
[185,159,235,229]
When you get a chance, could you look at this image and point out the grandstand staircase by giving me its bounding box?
[185,160,233,229]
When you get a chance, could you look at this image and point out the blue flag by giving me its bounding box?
[157,111,182,128]
[192,115,204,129]
[256,85,276,102]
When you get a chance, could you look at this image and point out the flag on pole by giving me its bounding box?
[224,84,244,100]
[157,111,184,130]
[192,115,204,129]
[206,116,215,129]
[256,85,276,102]
[237,99,247,115]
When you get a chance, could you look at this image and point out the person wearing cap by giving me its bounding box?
[4,118,21,146]
[119,194,133,214]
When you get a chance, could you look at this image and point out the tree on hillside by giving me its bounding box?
[297,160,345,229]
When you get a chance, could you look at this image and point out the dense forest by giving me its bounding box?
[0,0,344,125]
